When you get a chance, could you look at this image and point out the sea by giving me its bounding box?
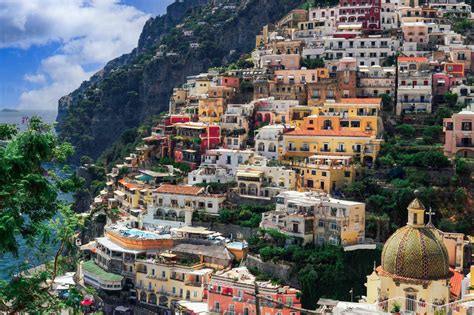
[0,109,57,130]
[0,109,68,280]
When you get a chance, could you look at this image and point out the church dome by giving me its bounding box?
[380,199,450,281]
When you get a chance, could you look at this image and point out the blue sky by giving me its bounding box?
[0,0,174,110]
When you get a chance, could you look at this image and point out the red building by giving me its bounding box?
[208,267,301,315]
[218,76,240,89]
[339,0,381,32]
[172,122,221,169]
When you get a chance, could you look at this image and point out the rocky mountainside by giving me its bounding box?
[56,0,305,163]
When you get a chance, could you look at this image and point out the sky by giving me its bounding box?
[0,0,174,111]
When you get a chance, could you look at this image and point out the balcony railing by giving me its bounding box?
[184,281,203,287]
[456,142,474,148]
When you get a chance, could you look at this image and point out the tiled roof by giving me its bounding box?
[118,179,138,189]
[155,184,203,196]
[449,268,462,298]
[339,98,381,104]
[284,130,371,137]
[398,57,428,62]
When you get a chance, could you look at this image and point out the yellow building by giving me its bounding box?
[135,243,233,309]
[366,199,452,314]
[283,98,383,164]
[198,86,234,124]
[289,106,319,129]
[290,155,357,193]
[135,253,213,308]
[198,97,225,124]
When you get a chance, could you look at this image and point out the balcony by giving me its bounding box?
[320,148,331,152]
[457,142,474,148]
[184,281,203,287]
[336,148,346,153]
[300,147,310,152]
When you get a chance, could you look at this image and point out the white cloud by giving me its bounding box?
[23,73,46,84]
[0,0,150,110]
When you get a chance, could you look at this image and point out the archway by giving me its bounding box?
[140,291,147,303]
[148,293,157,305]
[159,295,169,307]
[258,142,265,152]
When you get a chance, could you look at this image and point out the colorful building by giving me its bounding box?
[173,122,221,169]
[261,190,366,246]
[208,267,301,315]
[291,155,357,194]
[443,104,474,158]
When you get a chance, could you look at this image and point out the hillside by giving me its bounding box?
[56,0,306,163]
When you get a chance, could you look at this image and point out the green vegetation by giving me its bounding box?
[217,204,274,227]
[301,57,325,69]
[452,18,474,34]
[0,123,17,140]
[0,117,85,313]
[248,229,381,309]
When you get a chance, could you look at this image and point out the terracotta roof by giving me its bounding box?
[449,268,462,298]
[284,130,371,137]
[118,179,138,189]
[155,184,203,196]
[339,98,381,104]
[398,57,428,62]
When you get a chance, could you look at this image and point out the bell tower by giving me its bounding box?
[407,198,425,227]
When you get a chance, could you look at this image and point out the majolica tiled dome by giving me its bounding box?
[380,199,450,281]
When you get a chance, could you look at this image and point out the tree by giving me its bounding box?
[0,124,17,140]
[301,57,325,69]
[444,92,458,107]
[0,117,83,313]
[380,93,393,112]
[422,125,442,144]
[395,124,416,139]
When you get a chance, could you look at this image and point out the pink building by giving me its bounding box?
[443,104,474,158]
[208,267,301,315]
[432,73,457,97]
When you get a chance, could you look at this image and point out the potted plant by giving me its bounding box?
[391,301,401,314]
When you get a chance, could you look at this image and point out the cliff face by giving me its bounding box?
[56,0,305,163]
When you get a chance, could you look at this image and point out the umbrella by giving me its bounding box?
[81,299,94,306]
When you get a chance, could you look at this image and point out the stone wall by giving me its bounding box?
[193,221,259,239]
[244,254,301,289]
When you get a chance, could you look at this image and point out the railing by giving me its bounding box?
[456,142,474,147]
[184,281,203,287]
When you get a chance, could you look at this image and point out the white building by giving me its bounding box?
[304,35,400,67]
[201,148,255,175]
[187,165,233,185]
[235,156,296,200]
[261,190,366,246]
[254,124,287,160]
[144,184,226,226]
[357,65,396,98]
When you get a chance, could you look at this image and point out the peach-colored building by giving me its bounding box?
[208,267,301,315]
[274,68,329,85]
[443,104,474,158]
[402,22,429,49]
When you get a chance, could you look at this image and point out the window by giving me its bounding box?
[330,222,338,230]
[226,156,231,164]
[286,297,293,306]
[461,121,472,131]
[350,121,361,128]
[344,171,351,178]
[194,291,198,297]
[318,220,324,227]
[207,202,213,209]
